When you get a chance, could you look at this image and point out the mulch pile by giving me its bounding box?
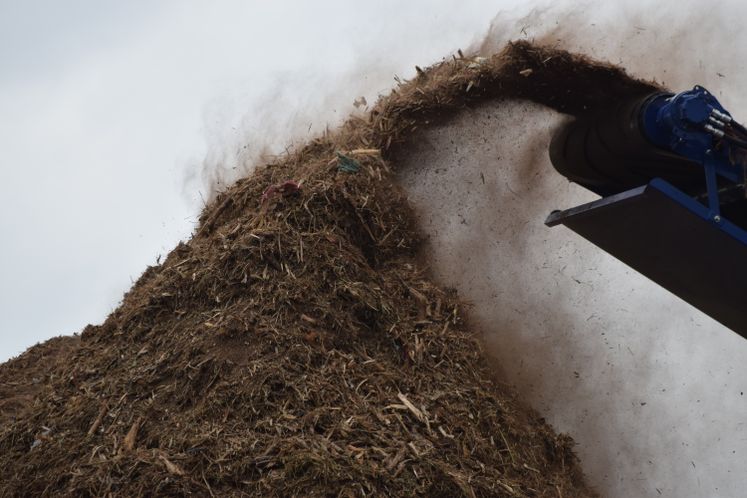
[0,42,658,497]
[0,336,79,427]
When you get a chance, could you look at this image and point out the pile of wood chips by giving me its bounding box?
[0,41,658,497]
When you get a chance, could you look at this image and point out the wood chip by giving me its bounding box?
[159,454,186,476]
[87,403,108,436]
[397,393,425,424]
[123,416,143,452]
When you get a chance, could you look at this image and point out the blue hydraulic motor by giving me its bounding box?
[547,86,747,338]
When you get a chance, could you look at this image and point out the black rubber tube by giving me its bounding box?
[549,93,706,197]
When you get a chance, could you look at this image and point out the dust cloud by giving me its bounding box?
[396,2,747,497]
[183,0,508,203]
[187,71,369,203]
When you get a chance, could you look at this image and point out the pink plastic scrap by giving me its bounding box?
[261,180,302,204]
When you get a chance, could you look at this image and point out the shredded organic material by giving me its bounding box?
[0,336,80,426]
[0,42,658,497]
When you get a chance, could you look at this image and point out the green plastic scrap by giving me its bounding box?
[336,152,361,173]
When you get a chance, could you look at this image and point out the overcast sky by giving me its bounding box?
[0,0,520,362]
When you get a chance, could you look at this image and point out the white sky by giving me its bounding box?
[0,0,517,361]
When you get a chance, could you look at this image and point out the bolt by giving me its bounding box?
[714,215,722,222]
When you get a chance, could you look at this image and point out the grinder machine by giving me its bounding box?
[547,86,747,337]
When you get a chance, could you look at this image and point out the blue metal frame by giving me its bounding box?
[641,86,745,221]
[546,178,747,245]
[648,178,747,244]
